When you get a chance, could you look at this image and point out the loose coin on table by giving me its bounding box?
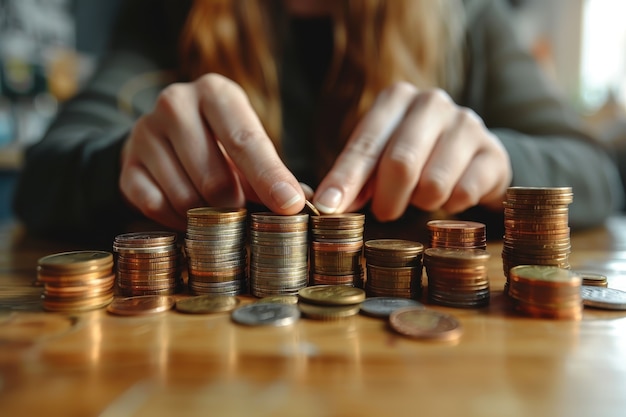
[581,286,626,310]
[255,295,299,305]
[298,302,361,320]
[360,297,425,318]
[107,295,175,316]
[175,295,240,314]
[298,285,366,305]
[389,307,462,341]
[231,303,300,326]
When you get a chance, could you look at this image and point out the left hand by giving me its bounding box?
[313,82,512,220]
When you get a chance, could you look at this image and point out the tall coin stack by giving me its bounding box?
[38,251,116,312]
[249,212,310,297]
[364,239,424,299]
[427,220,487,250]
[309,214,365,287]
[185,207,248,296]
[424,248,491,308]
[114,232,182,296]
[508,265,582,319]
[501,187,573,294]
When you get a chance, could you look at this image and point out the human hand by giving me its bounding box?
[313,82,512,221]
[119,73,305,230]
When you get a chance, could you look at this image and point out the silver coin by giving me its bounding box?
[231,303,300,326]
[581,286,626,310]
[360,297,424,318]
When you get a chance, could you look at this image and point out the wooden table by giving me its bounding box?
[1,218,625,417]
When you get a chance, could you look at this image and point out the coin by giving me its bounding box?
[360,297,424,318]
[298,285,366,305]
[581,286,626,310]
[389,307,462,341]
[304,200,321,216]
[299,302,361,320]
[175,295,240,314]
[231,303,300,326]
[107,295,175,316]
[255,295,299,305]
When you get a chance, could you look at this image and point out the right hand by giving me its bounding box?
[119,73,305,230]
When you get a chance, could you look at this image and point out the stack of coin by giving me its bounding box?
[508,265,582,319]
[37,251,115,312]
[423,247,491,308]
[249,212,309,297]
[114,232,182,296]
[427,220,487,250]
[309,213,365,287]
[298,285,365,320]
[502,187,573,293]
[185,207,248,296]
[364,239,424,299]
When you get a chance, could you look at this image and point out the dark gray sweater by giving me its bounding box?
[13,0,624,241]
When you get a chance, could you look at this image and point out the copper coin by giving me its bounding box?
[389,307,462,341]
[175,295,240,314]
[298,285,365,305]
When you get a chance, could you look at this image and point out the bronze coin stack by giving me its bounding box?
[363,239,424,299]
[185,207,248,296]
[427,220,487,250]
[508,265,582,319]
[249,212,310,297]
[37,251,115,312]
[501,186,573,294]
[423,247,491,308]
[309,213,365,287]
[114,232,182,296]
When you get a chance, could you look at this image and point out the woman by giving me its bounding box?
[12,0,624,240]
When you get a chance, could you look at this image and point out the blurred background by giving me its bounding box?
[0,0,625,222]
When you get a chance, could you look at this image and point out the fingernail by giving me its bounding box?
[315,187,342,213]
[271,181,303,210]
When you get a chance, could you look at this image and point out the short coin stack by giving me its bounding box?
[114,232,182,296]
[38,251,115,312]
[298,285,365,320]
[427,220,487,250]
[364,239,424,299]
[309,214,365,287]
[185,208,248,296]
[423,248,491,308]
[249,212,309,297]
[508,265,582,319]
[502,187,573,294]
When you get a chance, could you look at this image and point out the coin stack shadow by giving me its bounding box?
[309,213,365,287]
[508,265,582,319]
[38,251,116,312]
[185,208,248,296]
[249,212,310,297]
[501,186,573,295]
[363,239,424,299]
[114,232,182,296]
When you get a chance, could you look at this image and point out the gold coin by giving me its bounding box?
[255,295,299,305]
[107,295,175,316]
[175,295,240,314]
[304,200,321,216]
[38,251,113,272]
[298,285,365,305]
[298,302,360,320]
[389,307,462,341]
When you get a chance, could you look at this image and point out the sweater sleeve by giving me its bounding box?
[461,0,624,228]
[12,0,187,241]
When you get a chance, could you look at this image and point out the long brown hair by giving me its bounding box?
[179,0,465,173]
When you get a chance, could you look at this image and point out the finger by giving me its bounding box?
[196,74,304,214]
[410,108,484,212]
[370,89,456,221]
[314,82,418,214]
[131,117,206,216]
[119,163,187,230]
[151,83,245,208]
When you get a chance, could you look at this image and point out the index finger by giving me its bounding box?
[196,74,304,214]
[314,82,418,214]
